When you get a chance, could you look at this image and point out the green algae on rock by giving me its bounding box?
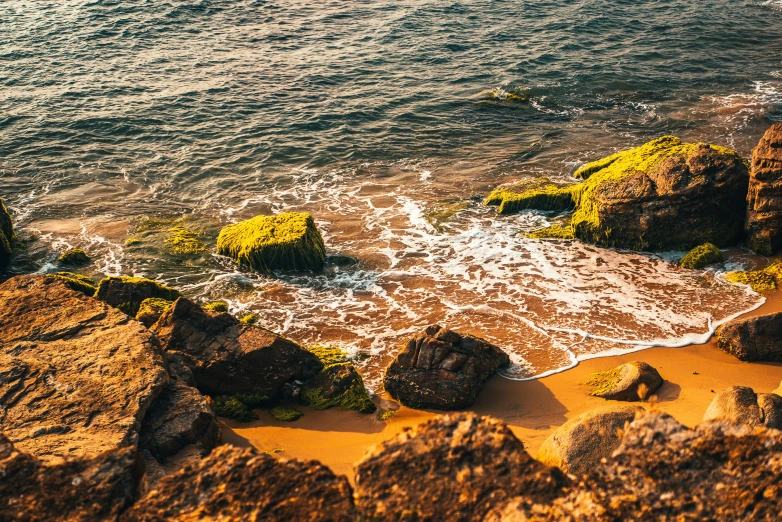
[95,275,181,316]
[524,224,575,240]
[0,197,16,267]
[301,345,375,413]
[53,272,97,296]
[56,248,91,266]
[165,226,207,255]
[486,136,750,251]
[270,406,302,422]
[216,212,326,272]
[202,300,229,313]
[679,243,723,269]
[238,312,259,325]
[135,297,174,327]
[724,262,782,293]
[214,396,257,422]
[424,201,470,232]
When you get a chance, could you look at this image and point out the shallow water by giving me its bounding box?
[1,0,781,386]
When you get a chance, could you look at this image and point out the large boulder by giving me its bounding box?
[715,311,782,362]
[536,405,643,476]
[122,445,356,521]
[703,386,782,429]
[487,136,749,250]
[151,297,323,398]
[354,413,567,521]
[489,412,782,520]
[383,325,510,410]
[586,361,663,401]
[0,275,168,462]
[0,197,14,267]
[0,434,144,521]
[216,212,326,272]
[746,124,782,254]
[95,275,181,316]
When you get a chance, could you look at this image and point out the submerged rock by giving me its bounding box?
[536,405,643,476]
[746,123,782,255]
[354,413,567,521]
[679,242,723,269]
[383,325,510,410]
[151,297,323,398]
[0,275,168,462]
[715,310,782,361]
[586,361,663,401]
[0,197,15,267]
[57,247,91,266]
[216,212,326,272]
[487,136,749,251]
[96,275,181,317]
[703,386,782,429]
[122,445,356,521]
[0,434,144,522]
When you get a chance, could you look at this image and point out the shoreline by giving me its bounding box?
[221,288,782,482]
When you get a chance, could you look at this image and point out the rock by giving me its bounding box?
[122,445,356,521]
[0,197,14,267]
[703,386,782,429]
[0,275,168,462]
[216,212,326,272]
[139,380,220,463]
[52,271,98,296]
[300,345,375,413]
[202,300,229,312]
[746,123,782,255]
[489,412,782,520]
[487,136,750,250]
[57,247,91,265]
[715,311,782,361]
[0,434,144,522]
[723,261,782,293]
[679,242,723,269]
[151,297,323,398]
[135,297,174,328]
[354,413,567,521]
[165,350,197,386]
[96,275,181,317]
[536,405,643,476]
[585,361,663,401]
[382,325,510,410]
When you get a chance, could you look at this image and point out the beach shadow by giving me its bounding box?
[471,375,569,430]
[219,405,387,435]
[652,380,681,403]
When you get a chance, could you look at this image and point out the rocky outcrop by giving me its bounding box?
[95,275,181,316]
[678,242,723,269]
[703,386,782,429]
[383,325,510,410]
[135,297,173,327]
[300,362,376,413]
[586,361,663,401]
[536,405,643,476]
[151,297,323,398]
[354,413,567,521]
[122,446,356,521]
[715,311,782,362]
[746,124,782,254]
[0,197,15,267]
[0,275,169,462]
[0,434,144,522]
[488,136,749,250]
[489,412,782,520]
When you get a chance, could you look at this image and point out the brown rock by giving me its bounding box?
[122,445,356,521]
[382,325,510,410]
[0,275,168,462]
[95,275,180,317]
[746,124,782,254]
[151,297,323,398]
[715,311,782,362]
[536,405,643,476]
[587,361,663,401]
[703,385,782,429]
[354,413,567,521]
[0,434,143,522]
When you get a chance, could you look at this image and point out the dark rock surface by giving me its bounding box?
[587,361,663,401]
[0,434,143,522]
[383,325,510,410]
[0,197,15,267]
[354,413,567,521]
[95,275,181,316]
[122,445,356,522]
[703,385,782,429]
[151,297,323,398]
[746,123,782,254]
[715,311,782,362]
[0,275,168,462]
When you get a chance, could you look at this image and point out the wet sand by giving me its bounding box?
[220,290,782,482]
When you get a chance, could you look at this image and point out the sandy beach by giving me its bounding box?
[221,288,782,482]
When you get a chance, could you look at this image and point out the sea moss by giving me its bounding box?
[679,243,723,270]
[95,276,181,316]
[214,396,258,422]
[300,345,376,414]
[270,406,302,422]
[238,312,259,325]
[524,224,575,240]
[424,201,469,232]
[585,367,623,397]
[202,300,229,313]
[484,177,577,215]
[724,262,782,293]
[57,248,91,266]
[135,298,173,325]
[53,272,97,296]
[216,212,326,272]
[165,226,207,255]
[306,344,349,366]
[378,410,397,421]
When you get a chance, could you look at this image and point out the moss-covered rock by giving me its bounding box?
[270,406,302,422]
[202,300,229,313]
[524,224,575,240]
[213,396,257,422]
[165,226,207,255]
[424,201,470,232]
[486,137,750,251]
[135,298,174,327]
[53,272,97,296]
[216,212,326,272]
[300,346,375,414]
[238,312,259,325]
[679,243,723,269]
[95,276,181,316]
[57,248,91,266]
[0,197,15,267]
[724,262,782,293]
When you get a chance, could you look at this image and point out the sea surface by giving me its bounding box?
[2,0,782,387]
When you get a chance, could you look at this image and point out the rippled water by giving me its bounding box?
[2,0,781,385]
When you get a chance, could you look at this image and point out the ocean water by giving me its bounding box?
[2,0,781,387]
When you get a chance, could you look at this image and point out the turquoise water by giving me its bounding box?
[1,0,780,383]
